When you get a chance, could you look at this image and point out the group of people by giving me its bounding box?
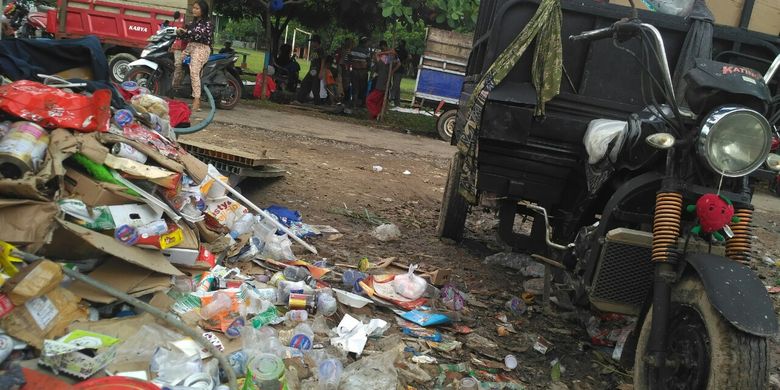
[286,35,410,118]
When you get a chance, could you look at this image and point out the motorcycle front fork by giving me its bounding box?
[646,261,677,384]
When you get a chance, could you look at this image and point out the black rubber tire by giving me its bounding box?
[634,277,768,389]
[436,152,469,242]
[436,109,457,142]
[216,75,242,110]
[125,67,161,95]
[109,53,138,83]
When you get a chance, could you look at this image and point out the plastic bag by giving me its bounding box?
[392,265,427,300]
[0,80,111,132]
[583,119,627,165]
[641,0,695,16]
[131,93,170,120]
[261,233,295,261]
[112,324,184,368]
[340,345,403,390]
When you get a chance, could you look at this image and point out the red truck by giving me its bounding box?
[45,0,186,82]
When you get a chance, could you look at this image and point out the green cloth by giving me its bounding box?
[456,0,563,204]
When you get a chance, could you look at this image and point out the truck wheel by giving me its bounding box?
[109,53,138,83]
[634,277,768,389]
[125,67,160,95]
[436,109,457,142]
[216,75,242,110]
[437,152,469,242]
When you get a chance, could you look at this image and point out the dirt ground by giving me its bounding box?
[183,106,780,389]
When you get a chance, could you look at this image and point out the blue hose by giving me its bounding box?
[174,85,216,134]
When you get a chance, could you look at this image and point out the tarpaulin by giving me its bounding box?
[0,36,110,82]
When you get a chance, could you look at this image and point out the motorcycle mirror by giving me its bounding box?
[173,11,181,20]
[646,133,676,149]
[767,153,780,171]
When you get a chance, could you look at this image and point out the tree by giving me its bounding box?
[381,0,479,32]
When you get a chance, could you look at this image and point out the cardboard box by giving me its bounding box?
[39,330,120,379]
[0,287,88,349]
[64,168,138,207]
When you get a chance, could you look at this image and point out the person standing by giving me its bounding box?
[390,39,410,107]
[349,37,371,107]
[335,38,354,105]
[366,43,397,119]
[296,34,325,104]
[175,0,213,112]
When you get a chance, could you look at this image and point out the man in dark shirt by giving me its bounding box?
[349,37,371,107]
[390,39,409,106]
[296,34,325,104]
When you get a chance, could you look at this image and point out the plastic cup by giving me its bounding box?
[460,377,479,390]
[504,354,518,370]
[318,359,343,390]
[317,293,338,317]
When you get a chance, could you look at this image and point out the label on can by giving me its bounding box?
[112,142,148,164]
[0,121,49,173]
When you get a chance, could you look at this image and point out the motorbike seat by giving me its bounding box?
[182,53,232,65]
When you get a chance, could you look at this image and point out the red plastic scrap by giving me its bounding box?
[0,80,111,132]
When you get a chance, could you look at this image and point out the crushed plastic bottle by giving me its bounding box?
[286,310,308,322]
[230,213,256,239]
[318,358,343,390]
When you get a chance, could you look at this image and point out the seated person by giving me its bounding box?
[274,43,300,91]
[219,41,236,55]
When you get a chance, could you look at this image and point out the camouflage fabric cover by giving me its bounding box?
[456,0,563,204]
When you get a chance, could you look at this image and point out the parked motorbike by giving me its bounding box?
[439,13,780,390]
[3,0,51,39]
[124,13,242,110]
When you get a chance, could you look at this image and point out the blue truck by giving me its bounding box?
[412,27,472,141]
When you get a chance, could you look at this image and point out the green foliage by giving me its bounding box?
[383,20,426,56]
[380,0,479,32]
[222,18,262,43]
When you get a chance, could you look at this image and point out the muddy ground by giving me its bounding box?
[183,120,780,389]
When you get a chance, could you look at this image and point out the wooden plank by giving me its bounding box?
[609,0,779,36]
[425,27,473,64]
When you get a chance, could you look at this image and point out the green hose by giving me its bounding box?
[174,85,216,135]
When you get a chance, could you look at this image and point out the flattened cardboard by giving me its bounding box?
[58,219,183,276]
[0,287,87,349]
[64,168,139,207]
[0,200,58,248]
[67,260,152,304]
[2,260,63,305]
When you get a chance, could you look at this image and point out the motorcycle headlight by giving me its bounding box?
[697,106,771,177]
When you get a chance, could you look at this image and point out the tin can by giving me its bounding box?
[0,335,13,364]
[288,293,312,311]
[114,109,134,127]
[112,142,148,164]
[251,353,287,390]
[0,121,49,179]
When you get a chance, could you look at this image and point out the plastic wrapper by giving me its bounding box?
[111,324,184,368]
[340,345,403,390]
[261,234,295,261]
[584,119,627,165]
[0,80,111,132]
[131,93,170,120]
[150,346,203,386]
[641,0,695,16]
[392,265,427,300]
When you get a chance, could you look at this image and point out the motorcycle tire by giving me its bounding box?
[634,277,768,389]
[109,53,139,84]
[125,67,161,95]
[436,151,469,242]
[436,109,457,143]
[216,75,242,110]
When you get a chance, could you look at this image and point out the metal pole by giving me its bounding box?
[58,0,69,34]
[292,29,297,57]
[207,172,319,255]
[284,25,289,44]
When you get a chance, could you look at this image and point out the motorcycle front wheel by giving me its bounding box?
[634,277,768,389]
[125,67,161,95]
[216,75,242,110]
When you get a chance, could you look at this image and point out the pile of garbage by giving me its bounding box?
[0,59,538,390]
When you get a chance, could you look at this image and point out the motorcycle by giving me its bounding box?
[124,13,242,110]
[3,0,51,39]
[438,5,780,389]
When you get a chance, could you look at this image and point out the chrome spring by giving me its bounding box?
[726,208,753,264]
[652,192,683,262]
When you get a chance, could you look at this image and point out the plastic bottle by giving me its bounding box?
[286,310,308,322]
[342,270,367,289]
[317,359,343,390]
[230,213,256,239]
[283,266,312,282]
[250,353,287,390]
[200,292,232,319]
[137,219,169,236]
[317,293,338,317]
[290,323,315,351]
[253,215,277,238]
[277,280,312,303]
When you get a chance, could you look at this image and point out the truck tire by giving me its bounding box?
[109,53,138,83]
[634,277,768,389]
[216,75,242,110]
[437,152,469,242]
[436,109,457,142]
